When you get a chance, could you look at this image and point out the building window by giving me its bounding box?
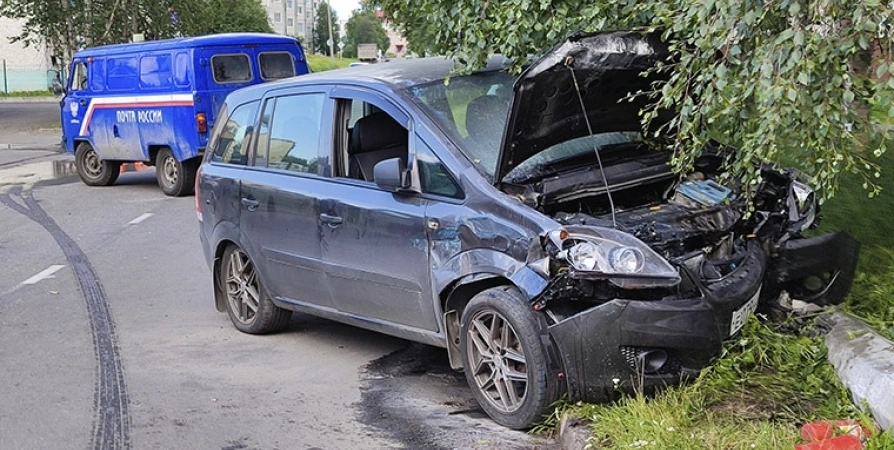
[297,23,304,33]
[287,0,293,7]
[274,12,281,22]
[297,6,302,14]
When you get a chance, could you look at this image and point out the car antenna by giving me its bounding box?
[565,56,618,228]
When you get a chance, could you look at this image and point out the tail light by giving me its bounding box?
[196,112,207,133]
[195,166,203,222]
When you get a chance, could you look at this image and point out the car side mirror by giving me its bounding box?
[374,157,411,192]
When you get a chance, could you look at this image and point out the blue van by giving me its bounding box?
[60,33,309,196]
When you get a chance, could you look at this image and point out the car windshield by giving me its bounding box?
[406,71,514,179]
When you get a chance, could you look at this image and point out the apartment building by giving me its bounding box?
[259,0,317,47]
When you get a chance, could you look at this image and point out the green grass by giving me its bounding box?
[306,54,358,72]
[0,89,55,97]
[550,318,894,449]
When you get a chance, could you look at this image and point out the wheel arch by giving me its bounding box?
[212,239,239,312]
[441,274,517,370]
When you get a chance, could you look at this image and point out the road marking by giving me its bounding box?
[128,212,153,225]
[22,264,65,285]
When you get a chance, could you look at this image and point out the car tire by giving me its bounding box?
[459,286,560,429]
[220,245,291,334]
[75,142,119,187]
[156,148,196,197]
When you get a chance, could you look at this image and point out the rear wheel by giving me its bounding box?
[75,142,119,186]
[156,148,196,196]
[459,286,560,429]
[220,245,291,334]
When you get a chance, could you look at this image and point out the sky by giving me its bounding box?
[328,0,361,22]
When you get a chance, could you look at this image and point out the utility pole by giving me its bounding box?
[327,3,335,63]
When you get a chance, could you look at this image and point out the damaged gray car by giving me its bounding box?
[197,31,859,429]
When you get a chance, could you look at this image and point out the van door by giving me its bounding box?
[201,48,258,120]
[61,59,89,152]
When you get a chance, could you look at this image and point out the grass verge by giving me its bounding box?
[0,89,55,97]
[306,54,358,72]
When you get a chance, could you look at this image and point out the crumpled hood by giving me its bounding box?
[495,31,673,183]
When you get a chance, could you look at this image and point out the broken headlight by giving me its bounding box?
[556,226,681,288]
[791,180,817,231]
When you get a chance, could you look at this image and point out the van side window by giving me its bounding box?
[70,62,88,92]
[266,93,324,174]
[211,54,252,84]
[210,101,259,165]
[107,57,138,91]
[139,54,173,89]
[259,52,295,80]
[174,53,190,87]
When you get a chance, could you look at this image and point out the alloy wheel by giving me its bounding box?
[465,309,529,413]
[225,249,260,324]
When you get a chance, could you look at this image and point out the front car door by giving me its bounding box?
[318,87,438,332]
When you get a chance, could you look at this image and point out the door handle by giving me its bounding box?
[319,213,343,225]
[241,197,260,211]
[79,99,87,106]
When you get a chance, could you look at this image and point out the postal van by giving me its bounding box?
[60,33,309,196]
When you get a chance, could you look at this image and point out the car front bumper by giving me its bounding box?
[546,231,858,402]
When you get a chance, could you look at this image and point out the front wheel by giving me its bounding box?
[156,148,196,197]
[459,286,561,429]
[220,245,291,334]
[75,142,119,186]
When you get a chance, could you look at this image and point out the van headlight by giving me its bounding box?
[557,226,680,288]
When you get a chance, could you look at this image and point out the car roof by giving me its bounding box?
[228,56,511,103]
[74,33,299,58]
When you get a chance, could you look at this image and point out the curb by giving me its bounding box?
[0,97,60,104]
[558,413,592,450]
[825,312,894,430]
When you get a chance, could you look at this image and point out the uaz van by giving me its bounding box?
[60,33,309,196]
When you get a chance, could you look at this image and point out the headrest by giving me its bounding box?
[351,112,407,154]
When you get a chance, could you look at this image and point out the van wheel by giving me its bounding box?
[220,245,291,334]
[459,286,560,429]
[75,142,119,186]
[156,148,196,197]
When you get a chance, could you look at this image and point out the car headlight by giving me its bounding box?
[557,226,680,288]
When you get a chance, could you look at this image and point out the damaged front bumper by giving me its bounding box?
[545,231,859,402]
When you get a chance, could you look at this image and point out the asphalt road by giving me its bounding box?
[0,103,555,449]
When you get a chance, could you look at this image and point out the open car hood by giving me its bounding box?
[495,31,672,184]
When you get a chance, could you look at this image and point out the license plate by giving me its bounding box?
[729,287,760,336]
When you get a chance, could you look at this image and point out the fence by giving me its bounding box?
[0,59,53,94]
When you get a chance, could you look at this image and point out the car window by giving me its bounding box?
[211,54,252,84]
[210,101,259,165]
[408,71,514,179]
[337,97,407,182]
[70,62,88,91]
[266,93,324,174]
[254,98,275,168]
[259,52,295,80]
[417,138,462,199]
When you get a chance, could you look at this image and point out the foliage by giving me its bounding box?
[0,0,272,65]
[0,89,55,97]
[306,54,358,72]
[542,317,893,449]
[312,1,340,56]
[375,0,894,201]
[343,9,390,59]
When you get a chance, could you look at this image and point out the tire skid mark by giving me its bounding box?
[0,186,131,450]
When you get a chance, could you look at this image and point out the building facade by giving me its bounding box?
[0,17,53,93]
[258,0,318,50]
[375,10,408,57]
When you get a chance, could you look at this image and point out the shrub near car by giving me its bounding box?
[197,31,859,429]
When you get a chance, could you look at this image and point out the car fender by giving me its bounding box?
[209,219,242,312]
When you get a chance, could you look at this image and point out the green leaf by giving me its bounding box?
[798,72,810,85]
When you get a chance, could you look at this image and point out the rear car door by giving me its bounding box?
[318,88,437,332]
[237,88,334,308]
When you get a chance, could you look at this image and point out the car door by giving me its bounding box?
[237,89,334,309]
[319,88,438,332]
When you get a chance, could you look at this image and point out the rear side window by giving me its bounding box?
[266,93,324,174]
[258,52,295,80]
[211,54,252,84]
[174,52,190,87]
[210,101,259,165]
[140,54,173,89]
